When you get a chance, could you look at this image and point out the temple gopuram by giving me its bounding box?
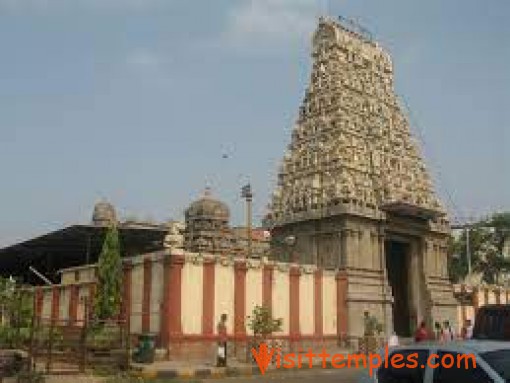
[264,17,458,337]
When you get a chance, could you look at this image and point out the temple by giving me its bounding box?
[0,17,464,355]
[264,16,458,337]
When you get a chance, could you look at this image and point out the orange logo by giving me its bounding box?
[251,342,275,375]
[250,343,476,376]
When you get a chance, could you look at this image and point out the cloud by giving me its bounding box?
[124,49,173,86]
[223,0,321,52]
[126,50,164,71]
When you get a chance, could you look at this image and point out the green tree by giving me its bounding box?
[448,224,487,283]
[449,212,510,284]
[489,213,510,257]
[94,225,123,320]
[474,242,510,285]
[0,277,33,347]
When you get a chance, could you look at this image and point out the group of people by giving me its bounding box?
[413,319,474,343]
[387,319,474,347]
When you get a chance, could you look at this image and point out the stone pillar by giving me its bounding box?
[418,239,429,325]
[336,271,348,339]
[289,266,301,340]
[460,285,467,325]
[262,264,273,310]
[69,285,79,325]
[408,240,423,327]
[122,261,133,331]
[353,229,361,268]
[473,287,480,315]
[336,230,344,268]
[378,232,393,336]
[202,258,215,335]
[342,228,354,268]
[35,287,44,321]
[51,286,60,323]
[422,238,434,328]
[370,231,378,270]
[88,283,96,321]
[357,229,364,268]
[312,233,318,266]
[422,239,430,280]
[162,254,184,347]
[314,269,323,337]
[142,257,153,333]
[234,261,247,338]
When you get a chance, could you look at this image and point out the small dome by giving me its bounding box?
[92,200,117,226]
[185,189,229,221]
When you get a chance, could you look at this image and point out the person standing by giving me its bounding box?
[388,331,399,347]
[465,319,474,339]
[217,314,228,367]
[434,322,443,341]
[443,320,454,341]
[414,321,429,342]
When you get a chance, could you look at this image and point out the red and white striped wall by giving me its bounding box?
[39,249,349,348]
[35,252,509,356]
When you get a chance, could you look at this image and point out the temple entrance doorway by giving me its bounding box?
[385,239,412,337]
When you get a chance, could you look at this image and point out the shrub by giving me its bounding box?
[247,305,283,340]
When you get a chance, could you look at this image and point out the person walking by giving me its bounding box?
[216,314,228,367]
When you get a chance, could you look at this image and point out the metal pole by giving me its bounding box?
[247,197,252,259]
[29,267,53,286]
[466,226,472,276]
[241,184,253,259]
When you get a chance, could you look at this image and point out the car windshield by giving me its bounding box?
[482,350,510,381]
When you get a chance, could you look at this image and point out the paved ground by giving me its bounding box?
[0,368,364,383]
[203,368,364,383]
[133,345,356,380]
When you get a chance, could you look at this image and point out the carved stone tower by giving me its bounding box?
[184,189,233,254]
[92,200,117,226]
[265,17,458,337]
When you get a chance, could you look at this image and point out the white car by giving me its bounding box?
[358,340,510,383]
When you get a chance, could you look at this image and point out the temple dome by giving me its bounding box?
[92,200,117,226]
[185,190,229,221]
